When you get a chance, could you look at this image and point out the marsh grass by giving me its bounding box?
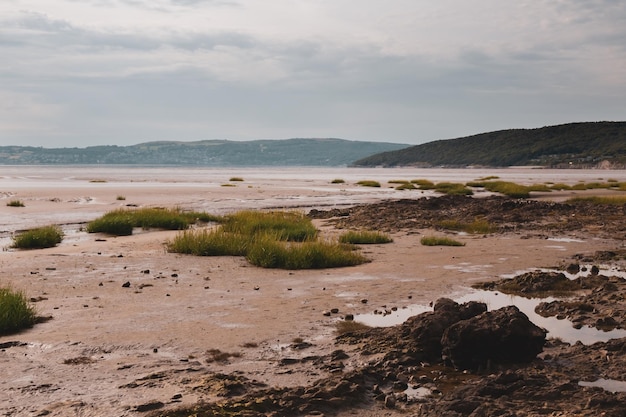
[567,195,626,205]
[222,210,317,242]
[12,225,63,249]
[339,230,393,244]
[6,199,25,207]
[246,237,368,269]
[168,210,370,269]
[87,207,219,236]
[438,218,497,234]
[229,177,244,182]
[395,183,417,190]
[434,182,473,195]
[411,179,435,190]
[331,178,345,184]
[116,195,126,201]
[467,180,531,198]
[420,236,465,246]
[167,229,250,256]
[0,287,37,335]
[357,180,381,187]
[335,320,371,335]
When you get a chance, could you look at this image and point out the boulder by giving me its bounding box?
[441,306,546,370]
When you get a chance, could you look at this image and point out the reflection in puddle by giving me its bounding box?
[355,288,626,345]
[579,378,626,393]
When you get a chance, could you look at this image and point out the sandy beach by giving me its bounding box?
[1,167,626,416]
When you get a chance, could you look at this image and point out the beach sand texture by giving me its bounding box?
[1,167,625,416]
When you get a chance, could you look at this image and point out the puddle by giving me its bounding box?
[404,385,432,400]
[354,288,626,345]
[578,378,626,393]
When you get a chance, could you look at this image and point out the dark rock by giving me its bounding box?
[441,306,547,370]
[122,281,131,288]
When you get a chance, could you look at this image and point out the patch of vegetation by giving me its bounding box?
[167,229,250,256]
[221,183,236,187]
[567,195,626,205]
[86,208,220,236]
[11,225,64,249]
[549,183,572,191]
[467,181,531,198]
[222,210,317,242]
[338,230,393,244]
[437,218,497,234]
[229,177,244,182]
[395,182,417,190]
[116,195,126,201]
[246,237,368,270]
[331,178,345,184]
[6,199,25,207]
[168,210,370,270]
[0,287,37,336]
[335,320,372,335]
[89,179,107,183]
[476,175,500,181]
[420,236,465,246]
[434,182,473,196]
[357,180,381,187]
[411,179,435,189]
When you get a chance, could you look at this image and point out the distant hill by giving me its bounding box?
[0,138,407,166]
[352,122,626,168]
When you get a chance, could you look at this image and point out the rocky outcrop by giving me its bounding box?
[441,305,547,370]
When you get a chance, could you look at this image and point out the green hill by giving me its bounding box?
[352,122,626,168]
[0,138,407,166]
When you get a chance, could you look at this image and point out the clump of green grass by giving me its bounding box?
[357,180,381,188]
[411,179,435,190]
[567,195,626,205]
[335,320,371,335]
[229,177,244,182]
[437,218,497,234]
[87,207,219,236]
[246,237,368,269]
[549,183,572,191]
[339,230,393,244]
[0,287,37,335]
[420,236,465,246]
[475,175,500,181]
[222,210,317,242]
[6,200,25,207]
[434,182,473,196]
[395,182,417,190]
[331,178,345,184]
[168,210,370,270]
[467,181,530,198]
[12,225,64,249]
[167,229,250,256]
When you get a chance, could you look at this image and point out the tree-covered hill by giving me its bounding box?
[0,138,407,166]
[352,122,626,168]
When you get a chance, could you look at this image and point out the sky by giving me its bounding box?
[1,0,625,148]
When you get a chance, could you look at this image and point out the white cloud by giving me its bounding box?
[1,0,625,147]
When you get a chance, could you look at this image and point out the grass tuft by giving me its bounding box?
[411,179,435,190]
[434,182,473,195]
[331,178,345,184]
[0,287,37,335]
[6,199,25,207]
[437,218,497,234]
[335,320,371,335]
[420,236,465,246]
[339,230,393,244]
[12,225,64,249]
[357,180,381,187]
[86,207,219,236]
[168,209,370,270]
[229,177,244,182]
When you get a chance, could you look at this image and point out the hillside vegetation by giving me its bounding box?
[0,138,406,167]
[352,122,626,168]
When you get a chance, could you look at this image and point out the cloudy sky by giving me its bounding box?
[1,0,625,147]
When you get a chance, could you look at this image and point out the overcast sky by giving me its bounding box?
[1,0,625,148]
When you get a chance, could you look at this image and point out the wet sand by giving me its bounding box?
[1,167,625,416]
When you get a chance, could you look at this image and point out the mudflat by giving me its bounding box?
[1,168,625,416]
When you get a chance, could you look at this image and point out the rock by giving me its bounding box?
[122,281,131,288]
[441,306,547,370]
